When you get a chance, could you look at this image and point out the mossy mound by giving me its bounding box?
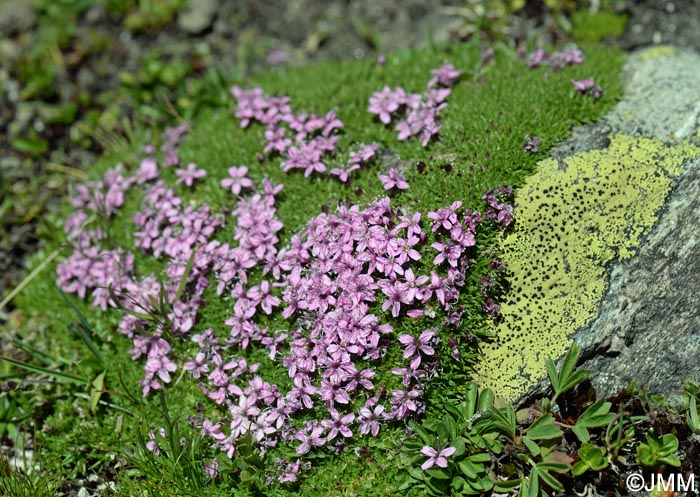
[5,40,626,494]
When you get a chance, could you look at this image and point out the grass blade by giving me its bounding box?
[0,356,86,385]
[59,291,104,363]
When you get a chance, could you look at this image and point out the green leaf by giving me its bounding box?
[407,466,424,481]
[658,454,681,467]
[576,443,608,473]
[526,414,562,440]
[173,247,197,305]
[451,476,465,493]
[537,467,564,492]
[547,344,590,396]
[545,356,560,394]
[59,291,105,363]
[576,399,615,428]
[536,461,570,473]
[559,370,591,394]
[459,459,478,478]
[467,452,491,463]
[523,437,541,456]
[659,433,679,454]
[89,371,106,412]
[572,460,589,476]
[452,437,466,458]
[427,467,451,480]
[0,356,86,385]
[487,405,516,439]
[687,396,700,434]
[477,388,495,411]
[572,425,590,443]
[465,382,478,418]
[11,133,48,155]
[494,479,521,492]
[411,422,435,445]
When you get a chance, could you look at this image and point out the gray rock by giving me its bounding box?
[0,0,36,36]
[178,0,218,35]
[516,47,700,408]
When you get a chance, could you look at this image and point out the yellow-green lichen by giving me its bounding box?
[640,45,677,60]
[475,134,700,401]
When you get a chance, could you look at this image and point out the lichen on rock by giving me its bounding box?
[475,133,700,402]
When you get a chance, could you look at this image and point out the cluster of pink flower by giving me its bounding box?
[519,44,585,70]
[56,89,514,484]
[481,186,514,228]
[185,186,505,482]
[232,86,379,183]
[368,63,461,147]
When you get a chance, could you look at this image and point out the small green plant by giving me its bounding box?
[636,432,681,468]
[572,398,616,443]
[603,404,637,462]
[572,442,608,475]
[543,343,590,413]
[399,382,499,495]
[686,395,700,434]
[0,453,59,497]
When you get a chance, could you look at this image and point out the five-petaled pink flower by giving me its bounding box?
[176,163,207,187]
[221,166,254,195]
[379,168,409,191]
[421,445,456,470]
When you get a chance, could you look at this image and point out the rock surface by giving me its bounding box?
[511,47,700,408]
[177,0,218,34]
[0,0,36,36]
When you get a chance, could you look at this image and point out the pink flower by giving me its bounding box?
[368,86,405,124]
[428,63,461,88]
[522,135,542,153]
[420,445,456,470]
[221,166,254,195]
[571,77,595,93]
[321,409,355,441]
[379,168,409,191]
[176,163,207,187]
